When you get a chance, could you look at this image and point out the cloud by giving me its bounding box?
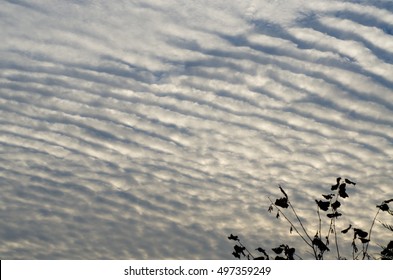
[0,0,392,259]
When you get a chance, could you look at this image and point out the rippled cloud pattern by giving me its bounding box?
[1,0,392,259]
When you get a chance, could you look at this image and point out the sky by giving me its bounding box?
[1,0,392,260]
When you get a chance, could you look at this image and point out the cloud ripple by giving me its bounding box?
[1,0,392,259]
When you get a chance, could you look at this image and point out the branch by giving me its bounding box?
[237,240,255,259]
[362,208,381,260]
[332,218,340,259]
[268,197,314,250]
[288,201,313,243]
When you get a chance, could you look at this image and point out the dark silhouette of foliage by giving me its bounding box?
[272,244,295,260]
[379,208,393,260]
[271,246,284,254]
[331,177,341,190]
[377,203,390,211]
[327,212,342,218]
[341,224,352,234]
[354,228,368,239]
[279,186,288,199]
[228,234,239,241]
[228,178,393,260]
[255,247,269,259]
[360,238,370,244]
[380,222,393,232]
[331,200,341,211]
[381,241,393,260]
[315,200,330,211]
[338,183,349,198]
[275,197,289,208]
[312,236,329,253]
[234,245,246,257]
[323,194,334,200]
[345,178,356,185]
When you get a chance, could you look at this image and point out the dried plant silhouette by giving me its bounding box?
[228,178,393,260]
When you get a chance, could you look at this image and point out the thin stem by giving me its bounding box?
[305,249,317,259]
[289,201,313,243]
[268,197,312,248]
[352,239,356,260]
[325,218,334,250]
[362,208,381,260]
[324,191,338,250]
[294,253,304,260]
[317,206,322,239]
[237,240,255,259]
[354,244,375,260]
[288,199,318,259]
[333,218,340,259]
[288,201,319,259]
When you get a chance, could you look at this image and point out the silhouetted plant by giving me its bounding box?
[378,200,393,260]
[228,178,392,260]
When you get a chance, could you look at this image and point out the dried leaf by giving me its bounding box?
[272,246,284,254]
[345,178,356,185]
[234,245,246,256]
[228,234,239,241]
[275,197,289,208]
[315,200,330,211]
[377,203,389,211]
[352,240,358,253]
[327,212,342,218]
[232,251,241,259]
[341,224,352,234]
[354,228,368,239]
[338,183,349,198]
[285,247,295,260]
[331,200,341,210]
[255,247,266,254]
[312,237,330,252]
[279,185,288,199]
[255,247,269,259]
[381,241,393,260]
[331,177,341,190]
